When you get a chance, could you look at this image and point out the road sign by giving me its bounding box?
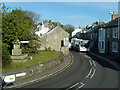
[4,75,15,83]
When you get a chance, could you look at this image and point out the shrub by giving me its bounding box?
[45,46,51,51]
[22,47,38,55]
[2,44,12,68]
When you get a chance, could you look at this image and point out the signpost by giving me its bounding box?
[4,75,15,83]
[16,72,26,77]
[20,41,29,43]
[64,38,68,46]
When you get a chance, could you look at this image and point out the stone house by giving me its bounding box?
[39,23,69,55]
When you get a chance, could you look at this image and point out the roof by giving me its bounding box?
[100,18,118,28]
[105,18,118,28]
[41,25,69,37]
[86,25,101,33]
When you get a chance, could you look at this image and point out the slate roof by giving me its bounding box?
[86,25,101,33]
[105,18,118,28]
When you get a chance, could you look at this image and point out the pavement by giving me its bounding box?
[3,53,73,89]
[87,52,120,70]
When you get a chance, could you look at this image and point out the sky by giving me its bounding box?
[3,2,118,29]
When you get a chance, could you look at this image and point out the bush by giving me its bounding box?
[22,40,40,55]
[45,46,51,51]
[22,47,38,55]
[2,44,12,68]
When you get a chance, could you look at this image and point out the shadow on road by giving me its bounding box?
[70,49,119,71]
[86,52,119,71]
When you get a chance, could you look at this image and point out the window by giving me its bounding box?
[40,33,42,36]
[113,27,118,38]
[61,40,64,47]
[107,28,110,38]
[112,42,118,52]
[91,33,92,39]
[101,41,104,50]
[99,28,101,36]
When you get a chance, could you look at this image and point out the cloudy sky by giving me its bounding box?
[3,2,119,29]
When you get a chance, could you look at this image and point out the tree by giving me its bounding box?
[95,21,98,25]
[63,24,75,37]
[2,43,12,68]
[2,3,40,54]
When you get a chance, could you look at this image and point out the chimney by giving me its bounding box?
[112,14,118,20]
[99,19,104,25]
[49,19,52,22]
[57,22,60,27]
[79,25,81,29]
[83,27,85,29]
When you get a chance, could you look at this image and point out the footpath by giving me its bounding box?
[88,52,120,70]
[3,53,73,89]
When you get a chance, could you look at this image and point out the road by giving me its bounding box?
[21,50,118,89]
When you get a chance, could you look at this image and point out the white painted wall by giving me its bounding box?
[72,29,82,37]
[98,28,105,53]
[35,21,50,37]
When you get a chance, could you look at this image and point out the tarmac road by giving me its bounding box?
[21,50,119,89]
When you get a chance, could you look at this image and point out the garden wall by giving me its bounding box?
[2,54,64,82]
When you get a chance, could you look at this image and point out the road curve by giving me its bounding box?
[21,51,118,89]
[22,51,90,88]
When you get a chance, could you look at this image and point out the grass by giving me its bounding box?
[2,51,61,72]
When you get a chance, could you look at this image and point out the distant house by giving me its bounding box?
[72,26,82,37]
[86,24,101,52]
[77,25,92,39]
[35,20,50,37]
[39,23,69,55]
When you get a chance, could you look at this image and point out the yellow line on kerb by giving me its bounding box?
[6,53,74,88]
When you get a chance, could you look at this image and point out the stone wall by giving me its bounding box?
[2,54,64,82]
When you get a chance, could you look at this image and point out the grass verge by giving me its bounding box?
[3,51,61,72]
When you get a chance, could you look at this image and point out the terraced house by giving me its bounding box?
[98,14,120,57]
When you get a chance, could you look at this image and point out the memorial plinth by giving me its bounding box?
[11,39,29,62]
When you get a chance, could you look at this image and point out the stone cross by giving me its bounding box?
[12,39,21,55]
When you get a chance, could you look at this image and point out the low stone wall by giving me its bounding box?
[2,54,64,82]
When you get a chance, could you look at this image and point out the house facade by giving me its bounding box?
[35,20,50,37]
[39,24,69,55]
[98,14,120,56]
[98,24,106,53]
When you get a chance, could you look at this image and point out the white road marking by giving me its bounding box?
[86,68,92,78]
[86,68,96,79]
[77,82,85,89]
[92,60,96,66]
[89,60,92,66]
[90,68,96,79]
[66,83,79,90]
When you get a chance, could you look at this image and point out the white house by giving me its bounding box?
[72,28,82,37]
[35,21,50,37]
